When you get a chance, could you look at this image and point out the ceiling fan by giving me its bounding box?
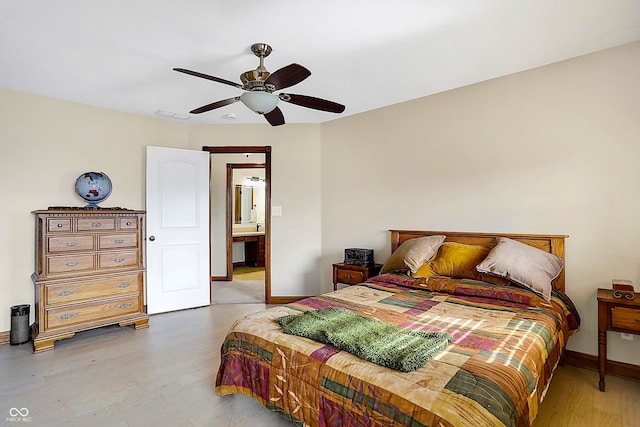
[174,43,346,126]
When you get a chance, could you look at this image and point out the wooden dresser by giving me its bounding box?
[31,209,149,353]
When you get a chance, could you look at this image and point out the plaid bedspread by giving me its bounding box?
[215,274,580,427]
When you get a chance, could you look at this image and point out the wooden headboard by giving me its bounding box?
[390,230,568,292]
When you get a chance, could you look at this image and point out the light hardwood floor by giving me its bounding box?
[1,304,639,427]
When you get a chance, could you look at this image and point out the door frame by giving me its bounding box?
[227,162,265,277]
[203,146,272,304]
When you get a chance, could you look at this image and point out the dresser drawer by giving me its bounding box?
[77,217,115,231]
[45,273,142,305]
[119,217,138,230]
[611,307,640,333]
[47,218,72,232]
[336,268,365,284]
[47,254,95,275]
[46,296,140,330]
[47,235,95,253]
[98,250,139,269]
[98,233,138,250]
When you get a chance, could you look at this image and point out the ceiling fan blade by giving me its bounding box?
[264,64,311,91]
[264,107,285,126]
[173,68,244,89]
[280,93,345,113]
[189,97,239,114]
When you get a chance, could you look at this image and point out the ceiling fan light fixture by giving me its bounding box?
[240,91,279,115]
[175,43,344,125]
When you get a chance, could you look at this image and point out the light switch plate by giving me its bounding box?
[621,333,634,341]
[272,206,282,216]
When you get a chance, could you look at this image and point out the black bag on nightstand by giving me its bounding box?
[344,248,374,266]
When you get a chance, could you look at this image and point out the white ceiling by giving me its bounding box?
[2,1,639,126]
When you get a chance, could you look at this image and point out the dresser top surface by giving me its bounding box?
[33,208,145,215]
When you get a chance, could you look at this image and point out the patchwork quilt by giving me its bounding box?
[215,274,580,427]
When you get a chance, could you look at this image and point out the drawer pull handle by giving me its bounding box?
[91,222,102,227]
[55,290,75,297]
[126,222,132,226]
[117,303,133,309]
[113,239,125,244]
[65,241,79,247]
[57,312,76,320]
[344,274,354,279]
[116,282,131,288]
[65,261,80,267]
[113,258,125,263]
[57,223,64,228]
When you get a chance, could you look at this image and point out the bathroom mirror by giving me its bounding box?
[232,170,266,226]
[234,185,254,224]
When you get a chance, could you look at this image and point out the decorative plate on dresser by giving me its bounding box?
[31,208,149,353]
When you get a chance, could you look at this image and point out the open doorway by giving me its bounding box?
[203,146,272,304]
[228,164,265,283]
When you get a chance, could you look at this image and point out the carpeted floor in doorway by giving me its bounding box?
[233,266,266,281]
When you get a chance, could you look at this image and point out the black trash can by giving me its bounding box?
[10,304,30,345]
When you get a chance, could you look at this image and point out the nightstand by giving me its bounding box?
[597,288,640,391]
[332,263,382,290]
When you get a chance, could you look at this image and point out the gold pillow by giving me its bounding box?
[380,235,446,274]
[414,242,510,286]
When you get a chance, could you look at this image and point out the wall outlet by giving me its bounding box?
[621,333,634,341]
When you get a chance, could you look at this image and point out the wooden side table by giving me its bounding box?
[597,288,640,391]
[332,263,382,290]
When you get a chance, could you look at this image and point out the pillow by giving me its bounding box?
[380,235,446,274]
[414,242,510,286]
[475,237,563,300]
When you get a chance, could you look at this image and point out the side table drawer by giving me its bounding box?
[611,307,640,333]
[336,269,365,284]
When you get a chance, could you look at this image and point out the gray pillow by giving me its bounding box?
[380,235,446,274]
[476,237,563,300]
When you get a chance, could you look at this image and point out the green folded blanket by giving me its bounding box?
[277,307,452,372]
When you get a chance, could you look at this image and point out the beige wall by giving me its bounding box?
[1,42,639,367]
[321,41,640,364]
[0,87,190,334]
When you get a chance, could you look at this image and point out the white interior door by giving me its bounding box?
[146,146,210,314]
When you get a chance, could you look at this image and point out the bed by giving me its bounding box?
[215,230,580,426]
